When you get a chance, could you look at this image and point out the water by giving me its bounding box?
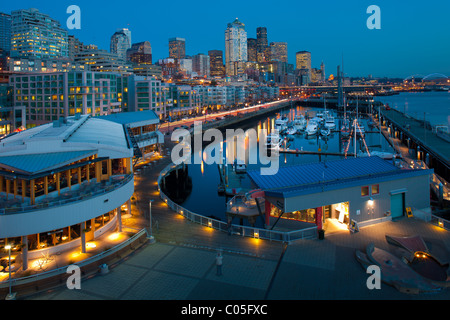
[374,91,450,128]
[179,104,396,225]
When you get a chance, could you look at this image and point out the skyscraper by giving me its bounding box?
[127,41,152,65]
[256,27,269,63]
[169,37,186,60]
[208,50,225,77]
[270,42,287,63]
[0,13,11,71]
[10,8,68,59]
[295,51,311,70]
[111,28,132,61]
[247,38,257,62]
[225,18,247,76]
[296,51,312,84]
[192,53,210,78]
[0,13,11,53]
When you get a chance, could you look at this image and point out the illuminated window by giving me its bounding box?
[361,186,369,197]
[371,184,379,195]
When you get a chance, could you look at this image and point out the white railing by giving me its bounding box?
[430,214,450,231]
[0,174,133,215]
[0,228,147,288]
[158,163,318,243]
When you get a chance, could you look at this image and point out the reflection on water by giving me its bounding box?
[179,105,395,225]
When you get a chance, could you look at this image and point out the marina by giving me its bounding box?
[159,91,449,236]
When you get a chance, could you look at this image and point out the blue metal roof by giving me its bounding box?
[247,156,433,198]
[99,111,159,125]
[0,150,96,174]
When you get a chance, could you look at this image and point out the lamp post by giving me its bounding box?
[4,245,15,300]
[148,199,155,243]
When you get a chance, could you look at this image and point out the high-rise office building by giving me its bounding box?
[192,54,210,78]
[320,61,325,82]
[169,37,186,60]
[296,51,312,83]
[10,8,68,59]
[256,27,269,63]
[126,41,152,65]
[208,50,225,77]
[295,51,311,70]
[225,18,247,76]
[110,28,132,61]
[0,13,11,53]
[247,38,257,62]
[270,42,287,63]
[0,13,11,71]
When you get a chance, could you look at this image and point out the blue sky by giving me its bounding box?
[2,0,450,78]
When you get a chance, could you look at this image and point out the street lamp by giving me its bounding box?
[148,200,155,243]
[4,245,15,300]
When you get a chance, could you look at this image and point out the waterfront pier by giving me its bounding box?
[378,107,449,180]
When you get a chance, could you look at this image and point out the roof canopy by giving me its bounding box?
[247,156,432,199]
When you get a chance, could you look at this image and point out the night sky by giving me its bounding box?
[2,0,450,78]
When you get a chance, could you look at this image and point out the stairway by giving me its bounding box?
[126,127,143,165]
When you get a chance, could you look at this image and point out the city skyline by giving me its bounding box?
[1,0,450,78]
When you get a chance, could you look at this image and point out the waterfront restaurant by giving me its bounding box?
[247,156,433,232]
[0,114,134,271]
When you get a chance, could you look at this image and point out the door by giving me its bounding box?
[390,193,404,219]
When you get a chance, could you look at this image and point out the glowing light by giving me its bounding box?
[86,242,97,249]
[208,220,212,227]
[108,232,121,241]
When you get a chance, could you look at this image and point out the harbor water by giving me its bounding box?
[374,91,450,128]
[177,104,396,226]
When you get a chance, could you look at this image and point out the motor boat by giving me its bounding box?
[320,127,331,136]
[274,118,287,132]
[324,115,336,130]
[293,115,307,132]
[305,119,318,136]
[286,124,297,135]
[357,150,399,160]
[266,133,283,149]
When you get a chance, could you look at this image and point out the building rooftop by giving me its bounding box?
[247,156,433,198]
[0,115,133,175]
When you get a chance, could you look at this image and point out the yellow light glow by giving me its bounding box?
[108,232,121,241]
[86,242,97,249]
[70,251,82,259]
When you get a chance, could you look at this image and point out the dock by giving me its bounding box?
[217,163,251,196]
[379,107,450,179]
[372,111,449,204]
[279,148,356,157]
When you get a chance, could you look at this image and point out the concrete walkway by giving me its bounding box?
[26,218,450,301]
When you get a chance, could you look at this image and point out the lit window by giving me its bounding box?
[361,186,369,197]
[371,184,379,195]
